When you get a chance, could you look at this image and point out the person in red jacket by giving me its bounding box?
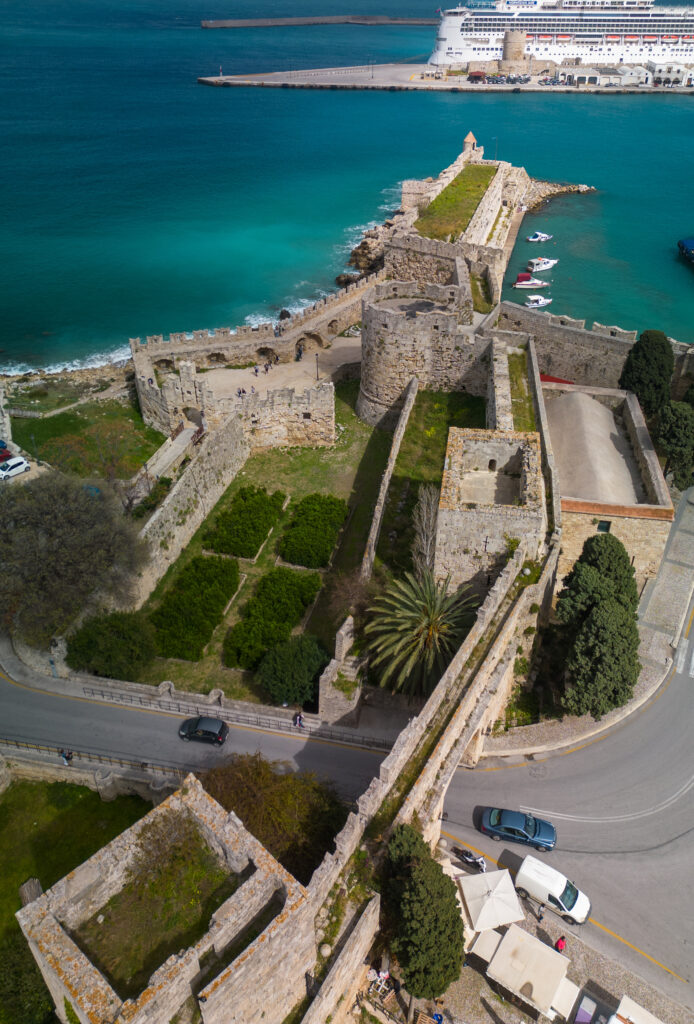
[555,936,567,954]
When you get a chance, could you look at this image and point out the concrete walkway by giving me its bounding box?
[482,487,694,758]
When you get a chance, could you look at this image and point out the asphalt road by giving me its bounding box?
[442,649,694,1008]
[0,671,385,802]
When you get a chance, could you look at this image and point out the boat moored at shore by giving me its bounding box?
[527,230,553,242]
[513,273,550,288]
[528,256,559,272]
[525,294,553,308]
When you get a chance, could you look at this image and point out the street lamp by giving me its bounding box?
[315,353,319,381]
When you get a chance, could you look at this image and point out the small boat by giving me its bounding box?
[525,294,552,308]
[678,237,694,264]
[526,230,553,243]
[527,256,559,273]
[513,272,549,289]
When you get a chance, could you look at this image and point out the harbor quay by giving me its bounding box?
[201,16,438,28]
[198,61,694,93]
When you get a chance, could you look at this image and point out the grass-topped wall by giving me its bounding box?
[415,164,497,241]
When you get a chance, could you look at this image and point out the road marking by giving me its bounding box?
[588,917,688,982]
[441,829,687,983]
[521,774,694,824]
[675,637,688,673]
[689,643,694,678]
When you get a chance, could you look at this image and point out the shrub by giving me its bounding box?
[279,493,348,568]
[204,486,285,558]
[131,476,173,519]
[66,611,156,680]
[223,568,321,670]
[256,635,329,705]
[224,614,291,670]
[150,555,240,660]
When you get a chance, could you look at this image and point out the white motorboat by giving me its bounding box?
[513,273,549,289]
[525,294,553,308]
[526,231,553,243]
[527,256,559,273]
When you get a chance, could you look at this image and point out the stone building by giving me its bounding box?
[434,428,547,592]
[17,776,316,1024]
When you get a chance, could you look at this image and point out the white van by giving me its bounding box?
[514,855,591,924]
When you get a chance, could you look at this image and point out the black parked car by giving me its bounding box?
[178,716,229,745]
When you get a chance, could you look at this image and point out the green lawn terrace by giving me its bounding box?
[375,390,486,576]
[135,382,391,697]
[414,164,497,242]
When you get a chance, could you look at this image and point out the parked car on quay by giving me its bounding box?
[480,807,557,850]
[0,456,31,480]
[178,716,229,745]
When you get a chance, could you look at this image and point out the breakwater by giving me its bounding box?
[201,16,437,29]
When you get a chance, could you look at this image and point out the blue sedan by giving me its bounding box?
[480,807,556,851]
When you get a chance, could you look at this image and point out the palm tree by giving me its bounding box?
[364,570,476,698]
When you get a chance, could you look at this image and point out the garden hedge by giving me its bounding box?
[279,493,348,568]
[223,567,321,670]
[204,485,285,558]
[65,611,157,680]
[255,635,329,705]
[150,555,240,661]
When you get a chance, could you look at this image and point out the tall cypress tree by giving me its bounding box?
[619,329,674,418]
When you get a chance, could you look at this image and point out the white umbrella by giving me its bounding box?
[458,869,524,932]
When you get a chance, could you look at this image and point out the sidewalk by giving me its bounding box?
[482,488,694,759]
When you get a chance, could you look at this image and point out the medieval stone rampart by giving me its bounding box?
[360,376,419,573]
[130,271,383,367]
[494,301,692,388]
[400,134,484,212]
[526,338,562,532]
[135,413,250,605]
[486,338,514,430]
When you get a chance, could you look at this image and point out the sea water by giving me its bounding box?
[2,0,693,372]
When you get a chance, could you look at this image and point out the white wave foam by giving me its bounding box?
[0,343,133,378]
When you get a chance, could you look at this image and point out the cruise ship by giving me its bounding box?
[428,0,694,66]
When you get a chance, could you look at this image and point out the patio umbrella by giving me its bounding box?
[458,869,524,932]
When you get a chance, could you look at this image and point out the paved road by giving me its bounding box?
[0,671,385,802]
[443,607,694,1009]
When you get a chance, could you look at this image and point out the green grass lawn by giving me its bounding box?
[0,781,148,1024]
[470,273,494,314]
[376,390,486,574]
[6,378,108,414]
[415,165,497,241]
[138,382,392,694]
[11,400,165,478]
[508,352,537,432]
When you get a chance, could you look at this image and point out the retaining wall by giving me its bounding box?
[135,413,250,605]
[486,338,514,430]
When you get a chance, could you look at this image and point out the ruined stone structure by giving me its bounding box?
[17,775,314,1024]
[434,428,547,591]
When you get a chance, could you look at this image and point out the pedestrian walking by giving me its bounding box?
[554,935,567,953]
[292,712,300,727]
[537,903,545,923]
[59,749,71,766]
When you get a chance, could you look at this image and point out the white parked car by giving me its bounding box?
[0,456,31,480]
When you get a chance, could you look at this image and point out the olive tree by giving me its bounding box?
[0,473,149,644]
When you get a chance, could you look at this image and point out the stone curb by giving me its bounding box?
[480,656,673,759]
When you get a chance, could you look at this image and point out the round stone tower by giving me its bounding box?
[502,30,526,63]
[356,281,461,428]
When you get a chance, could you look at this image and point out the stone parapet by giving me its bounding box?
[487,338,514,430]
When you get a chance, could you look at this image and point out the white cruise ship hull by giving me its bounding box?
[429,3,694,66]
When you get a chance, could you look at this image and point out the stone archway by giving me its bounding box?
[297,331,326,354]
[328,319,339,334]
[205,352,227,366]
[183,407,203,427]
[256,347,277,361]
[154,357,175,372]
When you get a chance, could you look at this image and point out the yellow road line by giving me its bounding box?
[588,917,687,982]
[0,669,383,757]
[441,830,687,983]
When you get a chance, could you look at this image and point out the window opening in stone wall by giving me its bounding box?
[597,521,611,533]
[303,412,312,420]
[489,459,497,471]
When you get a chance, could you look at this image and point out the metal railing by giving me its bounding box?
[0,736,189,779]
[81,687,394,752]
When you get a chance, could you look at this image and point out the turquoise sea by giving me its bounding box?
[2,0,694,372]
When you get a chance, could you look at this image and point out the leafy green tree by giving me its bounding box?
[683,383,694,411]
[365,571,475,698]
[562,599,641,719]
[619,329,674,418]
[657,401,694,489]
[66,611,156,680]
[385,825,464,1000]
[255,635,328,705]
[556,534,638,634]
[223,614,291,670]
[0,473,148,645]
[204,753,346,883]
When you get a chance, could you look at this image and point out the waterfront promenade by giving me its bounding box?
[199,62,694,94]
